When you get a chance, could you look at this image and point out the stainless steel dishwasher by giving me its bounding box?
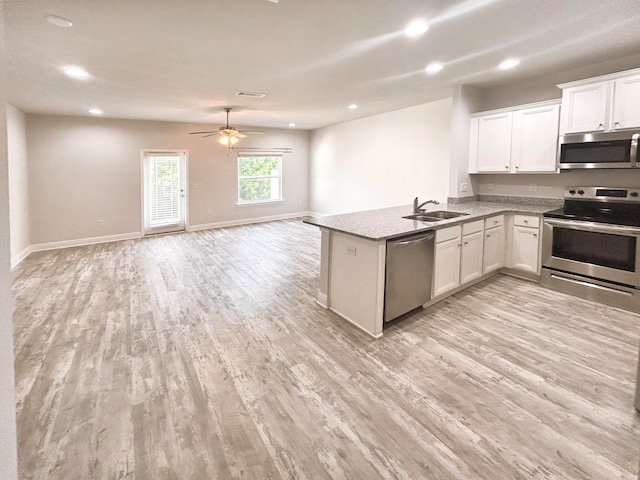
[384,231,435,322]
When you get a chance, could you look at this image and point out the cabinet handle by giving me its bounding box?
[464,241,469,245]
[533,233,538,237]
[598,123,604,129]
[486,234,491,238]
[614,121,620,127]
[505,166,509,170]
[515,165,519,169]
[523,220,528,223]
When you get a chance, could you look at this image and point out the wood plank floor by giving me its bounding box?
[11,219,640,479]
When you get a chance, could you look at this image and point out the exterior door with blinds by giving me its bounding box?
[142,150,187,235]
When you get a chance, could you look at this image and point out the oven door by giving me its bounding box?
[542,218,640,288]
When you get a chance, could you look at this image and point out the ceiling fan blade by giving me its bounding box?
[267,0,279,3]
[201,133,219,138]
[238,131,265,135]
[233,132,247,139]
[190,131,217,134]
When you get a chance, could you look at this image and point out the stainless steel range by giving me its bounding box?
[541,186,640,313]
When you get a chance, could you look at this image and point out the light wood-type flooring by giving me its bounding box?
[11,219,640,479]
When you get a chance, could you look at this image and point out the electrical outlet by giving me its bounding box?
[488,183,494,191]
[529,184,538,192]
[207,209,213,215]
[346,246,357,256]
[98,219,104,226]
[460,182,469,192]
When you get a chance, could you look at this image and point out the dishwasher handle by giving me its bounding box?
[391,233,435,246]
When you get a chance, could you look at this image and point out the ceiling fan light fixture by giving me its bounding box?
[219,135,238,146]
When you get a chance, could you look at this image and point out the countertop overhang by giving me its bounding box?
[303,201,557,241]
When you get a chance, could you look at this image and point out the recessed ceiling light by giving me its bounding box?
[88,108,103,115]
[499,58,520,70]
[425,63,443,74]
[405,20,429,36]
[45,15,73,27]
[63,66,90,79]
[348,104,358,110]
[288,123,296,127]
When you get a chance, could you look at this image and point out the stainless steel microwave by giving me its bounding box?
[559,131,639,169]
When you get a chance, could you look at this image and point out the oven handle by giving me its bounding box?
[544,218,640,235]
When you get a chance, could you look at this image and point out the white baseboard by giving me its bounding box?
[30,231,143,254]
[11,245,33,270]
[13,212,314,268]
[187,211,312,232]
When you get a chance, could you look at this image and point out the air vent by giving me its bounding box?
[235,91,267,98]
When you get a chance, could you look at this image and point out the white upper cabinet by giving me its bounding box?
[474,112,513,173]
[511,105,560,173]
[558,68,640,134]
[469,101,560,174]
[613,74,640,130]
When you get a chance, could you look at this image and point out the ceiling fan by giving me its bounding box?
[190,108,264,151]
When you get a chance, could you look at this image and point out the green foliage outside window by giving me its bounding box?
[238,156,282,203]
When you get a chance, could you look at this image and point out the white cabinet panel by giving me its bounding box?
[512,225,540,274]
[460,231,483,284]
[613,74,640,130]
[475,113,513,173]
[483,225,504,274]
[560,82,609,134]
[511,105,560,172]
[433,236,461,297]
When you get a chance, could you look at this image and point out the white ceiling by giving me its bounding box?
[4,0,640,130]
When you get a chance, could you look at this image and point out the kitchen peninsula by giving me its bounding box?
[304,200,558,338]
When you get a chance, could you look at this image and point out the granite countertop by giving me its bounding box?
[303,201,560,241]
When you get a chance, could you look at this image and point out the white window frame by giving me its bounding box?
[237,154,283,206]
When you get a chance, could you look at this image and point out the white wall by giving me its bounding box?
[449,85,483,199]
[309,99,452,215]
[0,1,19,478]
[26,114,310,246]
[7,105,29,266]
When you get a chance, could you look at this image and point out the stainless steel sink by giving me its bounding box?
[403,211,469,222]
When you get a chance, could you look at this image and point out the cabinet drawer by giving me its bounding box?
[484,215,504,229]
[435,225,461,243]
[462,219,484,236]
[513,215,540,228]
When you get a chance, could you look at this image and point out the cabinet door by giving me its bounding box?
[511,105,560,172]
[483,225,504,273]
[433,237,460,297]
[612,74,640,130]
[512,226,540,273]
[475,112,513,172]
[560,82,609,134]
[460,231,483,284]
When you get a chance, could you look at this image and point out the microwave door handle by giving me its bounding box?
[544,218,640,235]
[632,133,639,167]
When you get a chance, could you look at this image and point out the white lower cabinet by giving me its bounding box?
[483,215,505,273]
[433,225,461,297]
[433,220,485,297]
[511,215,541,273]
[460,221,484,284]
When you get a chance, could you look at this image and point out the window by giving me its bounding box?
[237,155,282,205]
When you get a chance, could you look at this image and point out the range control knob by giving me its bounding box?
[568,189,576,194]
[577,189,585,195]
[630,191,639,198]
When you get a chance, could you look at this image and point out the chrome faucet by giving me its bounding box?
[413,197,439,213]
